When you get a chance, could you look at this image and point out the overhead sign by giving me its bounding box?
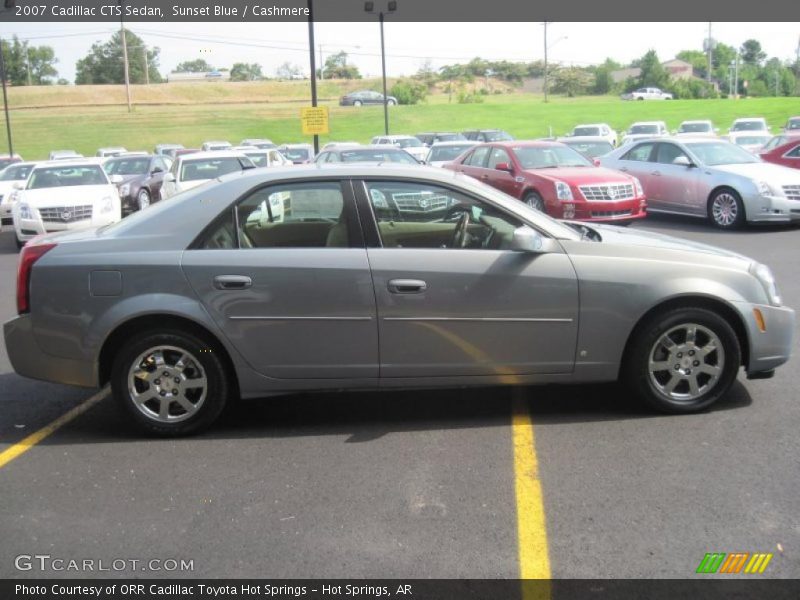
[300,106,329,136]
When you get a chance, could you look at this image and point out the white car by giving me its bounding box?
[424,140,479,167]
[322,142,360,150]
[154,144,184,157]
[161,152,255,199]
[200,141,233,152]
[96,147,128,158]
[727,132,773,154]
[232,146,292,168]
[49,150,84,161]
[240,138,276,149]
[565,123,618,147]
[0,162,37,227]
[620,121,669,145]
[11,160,122,249]
[621,87,673,101]
[729,117,770,135]
[370,135,428,162]
[675,120,718,137]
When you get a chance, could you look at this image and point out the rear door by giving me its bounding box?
[182,179,378,380]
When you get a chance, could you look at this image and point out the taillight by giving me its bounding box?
[16,241,56,314]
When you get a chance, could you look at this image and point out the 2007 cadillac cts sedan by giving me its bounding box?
[4,164,794,436]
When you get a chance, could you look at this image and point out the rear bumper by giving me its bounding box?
[3,315,98,388]
[731,301,795,375]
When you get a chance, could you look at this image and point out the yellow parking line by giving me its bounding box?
[512,386,552,594]
[0,388,108,470]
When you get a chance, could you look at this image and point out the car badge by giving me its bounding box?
[515,176,526,183]
[61,211,72,221]
[419,199,429,208]
[607,187,616,199]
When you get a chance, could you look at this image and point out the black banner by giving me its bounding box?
[4,580,800,600]
[0,0,798,22]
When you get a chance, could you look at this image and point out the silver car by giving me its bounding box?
[4,165,794,435]
[601,137,800,228]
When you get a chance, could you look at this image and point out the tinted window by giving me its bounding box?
[236,182,351,248]
[785,145,800,158]
[467,146,490,167]
[338,149,417,164]
[428,144,476,162]
[180,157,248,181]
[105,157,151,175]
[573,126,601,137]
[654,143,688,164]
[622,143,655,162]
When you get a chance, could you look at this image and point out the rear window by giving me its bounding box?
[180,158,249,181]
[28,165,108,189]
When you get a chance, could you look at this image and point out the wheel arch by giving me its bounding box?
[707,185,747,219]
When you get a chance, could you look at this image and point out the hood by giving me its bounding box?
[20,185,116,207]
[712,162,800,184]
[178,179,211,192]
[526,166,632,185]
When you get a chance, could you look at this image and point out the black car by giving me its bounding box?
[415,132,467,146]
[314,145,420,165]
[462,129,514,142]
[339,90,397,107]
[104,155,172,213]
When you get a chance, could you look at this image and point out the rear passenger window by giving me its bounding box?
[622,143,655,162]
[467,146,490,167]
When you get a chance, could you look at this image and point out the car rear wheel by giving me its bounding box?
[111,329,231,436]
[137,189,151,211]
[623,307,741,413]
[353,100,363,107]
[387,99,396,106]
[523,191,545,212]
[708,188,745,229]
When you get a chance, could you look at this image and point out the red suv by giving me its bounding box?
[445,141,647,223]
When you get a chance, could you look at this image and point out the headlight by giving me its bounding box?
[750,262,782,307]
[100,196,114,214]
[554,181,573,201]
[18,203,33,220]
[119,183,130,197]
[756,181,775,197]
[632,177,644,196]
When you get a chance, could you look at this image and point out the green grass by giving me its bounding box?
[4,90,798,160]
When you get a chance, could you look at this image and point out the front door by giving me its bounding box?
[357,178,579,378]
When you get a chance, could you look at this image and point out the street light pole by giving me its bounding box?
[307,0,319,154]
[119,1,132,112]
[143,46,149,86]
[0,37,14,157]
[543,21,549,103]
[379,10,389,135]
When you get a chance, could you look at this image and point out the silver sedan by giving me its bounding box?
[4,165,794,435]
[600,137,800,228]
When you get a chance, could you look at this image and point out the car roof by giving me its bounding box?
[280,143,313,149]
[481,140,562,149]
[430,140,479,147]
[560,136,614,144]
[34,159,109,168]
[629,121,666,126]
[573,123,608,128]
[733,117,765,121]
[178,151,248,161]
[333,145,406,152]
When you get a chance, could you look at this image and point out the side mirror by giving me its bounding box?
[672,156,694,167]
[164,173,176,183]
[109,174,124,184]
[495,162,513,172]
[510,226,546,253]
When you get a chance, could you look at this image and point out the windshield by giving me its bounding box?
[396,138,423,148]
[105,157,150,175]
[28,165,108,189]
[513,145,592,169]
[679,122,712,133]
[562,141,613,159]
[0,158,20,169]
[0,164,33,181]
[282,148,310,161]
[732,136,770,147]
[180,157,248,181]
[630,124,659,135]
[245,152,269,167]
[687,141,760,166]
[573,126,601,137]
[731,121,766,132]
[339,149,418,164]
[429,145,475,162]
[483,131,513,142]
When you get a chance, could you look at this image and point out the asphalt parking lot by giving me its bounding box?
[0,216,798,580]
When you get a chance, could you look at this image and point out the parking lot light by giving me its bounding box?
[365,1,396,135]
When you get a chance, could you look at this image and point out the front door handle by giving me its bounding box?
[214,275,252,290]
[619,166,628,172]
[388,279,427,294]
[651,171,661,176]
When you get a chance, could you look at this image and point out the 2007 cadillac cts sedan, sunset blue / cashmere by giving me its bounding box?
[4,165,794,435]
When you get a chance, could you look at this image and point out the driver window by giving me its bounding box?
[621,143,655,162]
[489,147,511,168]
[655,143,688,164]
[467,146,490,167]
[365,180,522,250]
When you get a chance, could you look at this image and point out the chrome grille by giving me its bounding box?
[579,183,635,201]
[783,185,800,202]
[392,192,452,212]
[38,205,93,223]
[591,209,633,218]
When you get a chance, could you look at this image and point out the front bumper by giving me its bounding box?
[14,211,119,241]
[731,301,795,375]
[548,197,647,223]
[742,193,800,223]
[4,315,98,388]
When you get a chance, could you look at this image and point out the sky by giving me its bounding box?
[4,22,800,82]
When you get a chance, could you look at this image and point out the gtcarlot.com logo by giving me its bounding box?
[696,552,773,574]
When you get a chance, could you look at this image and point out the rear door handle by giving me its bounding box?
[619,166,628,172]
[388,279,427,294]
[214,275,252,290]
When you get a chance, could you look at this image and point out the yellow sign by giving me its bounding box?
[300,106,330,136]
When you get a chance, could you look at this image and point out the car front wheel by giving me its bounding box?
[708,188,745,229]
[111,329,231,436]
[353,100,362,107]
[523,191,545,212]
[137,189,151,211]
[387,99,396,106]
[623,307,741,413]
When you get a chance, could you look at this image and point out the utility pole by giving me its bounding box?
[25,46,32,86]
[733,51,739,100]
[318,44,323,80]
[543,21,549,103]
[775,70,779,96]
[379,10,389,135]
[143,46,149,85]
[307,0,319,154]
[706,22,712,83]
[0,37,14,157]
[119,1,132,112]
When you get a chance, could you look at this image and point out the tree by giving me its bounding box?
[740,39,766,66]
[711,42,737,82]
[550,66,593,97]
[275,62,303,79]
[230,63,263,81]
[75,30,161,84]
[637,50,670,89]
[676,49,708,78]
[321,51,361,79]
[390,80,427,104]
[174,59,213,73]
[592,58,621,95]
[0,36,59,85]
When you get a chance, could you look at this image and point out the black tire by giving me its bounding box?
[623,307,741,414]
[137,188,151,211]
[637,97,644,101]
[110,328,231,436]
[353,100,363,107]
[523,191,545,213]
[708,187,746,230]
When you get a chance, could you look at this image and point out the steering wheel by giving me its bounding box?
[451,211,470,248]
